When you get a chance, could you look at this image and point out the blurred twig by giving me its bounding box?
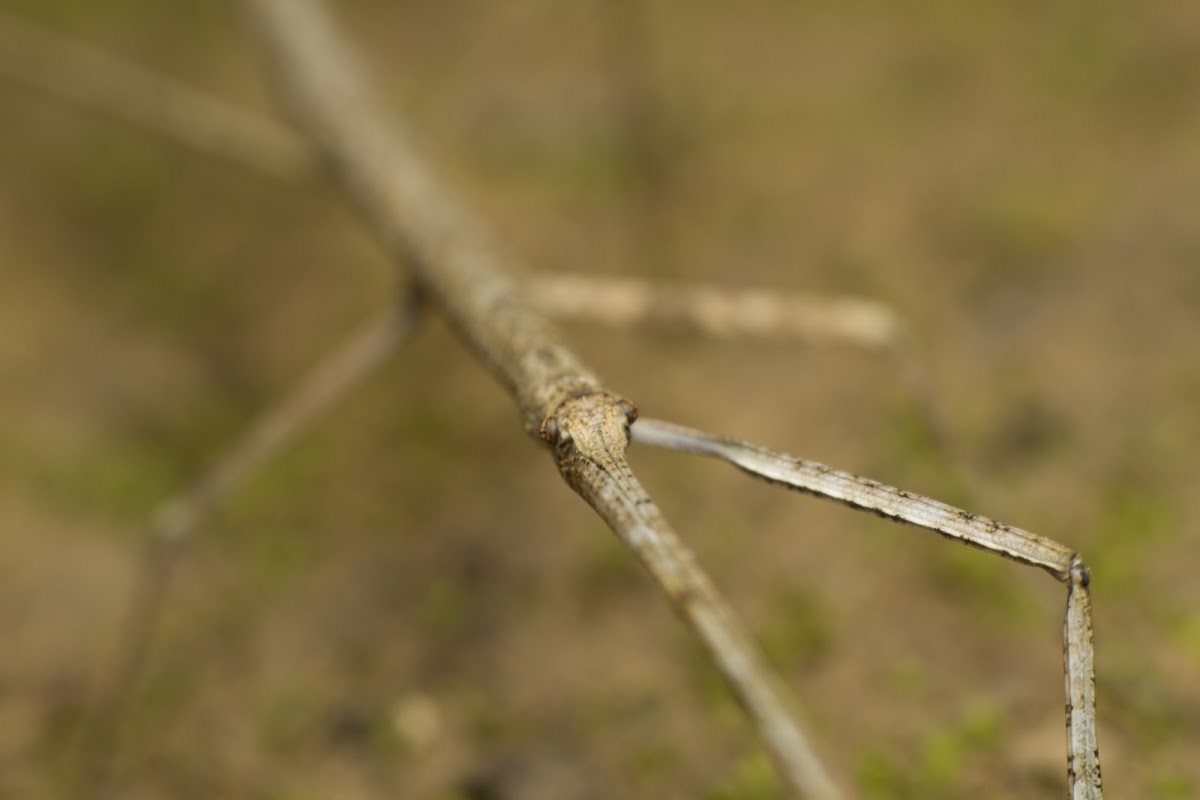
[73,293,419,796]
[529,273,898,348]
[0,14,313,181]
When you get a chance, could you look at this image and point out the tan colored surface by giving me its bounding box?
[2,1,1199,798]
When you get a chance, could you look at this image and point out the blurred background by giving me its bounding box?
[2,1,1199,798]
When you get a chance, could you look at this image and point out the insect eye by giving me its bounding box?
[539,417,560,445]
[618,399,639,425]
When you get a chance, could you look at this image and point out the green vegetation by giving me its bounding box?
[707,753,782,800]
[857,701,1005,799]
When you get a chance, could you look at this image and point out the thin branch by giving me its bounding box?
[630,417,1103,799]
[528,274,899,350]
[74,293,419,795]
[241,0,840,797]
[0,14,312,181]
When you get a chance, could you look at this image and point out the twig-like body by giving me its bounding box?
[528,274,898,349]
[631,417,1103,799]
[242,0,839,796]
[151,299,416,548]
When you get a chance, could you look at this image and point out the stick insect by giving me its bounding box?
[0,7,1103,798]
